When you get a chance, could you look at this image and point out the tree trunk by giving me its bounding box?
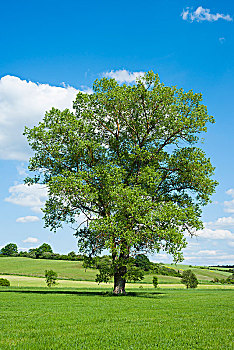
[113,271,126,295]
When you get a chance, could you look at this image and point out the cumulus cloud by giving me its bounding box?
[5,183,48,212]
[16,216,40,223]
[197,228,234,240]
[226,188,234,197]
[206,216,234,228]
[0,75,79,161]
[23,237,39,243]
[103,70,145,84]
[224,189,234,213]
[197,250,218,256]
[181,6,233,22]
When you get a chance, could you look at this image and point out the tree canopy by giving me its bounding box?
[24,71,217,293]
[0,243,18,256]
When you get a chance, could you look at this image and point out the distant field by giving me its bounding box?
[0,257,232,286]
[0,287,233,349]
[1,274,233,290]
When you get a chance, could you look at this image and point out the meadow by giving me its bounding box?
[0,257,233,349]
[0,287,233,349]
[0,257,232,285]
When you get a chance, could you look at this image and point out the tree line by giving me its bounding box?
[0,243,83,261]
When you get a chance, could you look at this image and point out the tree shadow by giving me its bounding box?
[0,288,166,298]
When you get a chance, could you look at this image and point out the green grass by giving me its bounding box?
[0,287,233,349]
[0,257,96,281]
[1,257,232,286]
[169,263,232,281]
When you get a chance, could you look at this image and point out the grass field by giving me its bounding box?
[0,287,233,349]
[0,257,232,285]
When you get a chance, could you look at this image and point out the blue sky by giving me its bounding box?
[0,0,234,265]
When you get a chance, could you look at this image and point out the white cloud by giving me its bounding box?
[223,189,234,213]
[197,228,234,240]
[181,6,233,22]
[16,163,28,177]
[228,241,234,247]
[16,216,40,223]
[224,199,234,213]
[197,250,218,256]
[103,70,145,84]
[23,237,39,243]
[0,75,79,161]
[226,188,234,197]
[206,216,234,228]
[5,183,48,212]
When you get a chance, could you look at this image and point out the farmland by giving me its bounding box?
[0,288,233,349]
[0,257,232,285]
[0,257,233,349]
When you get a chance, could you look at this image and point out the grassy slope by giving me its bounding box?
[0,257,232,285]
[0,288,233,349]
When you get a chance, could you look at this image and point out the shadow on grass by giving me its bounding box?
[0,288,166,298]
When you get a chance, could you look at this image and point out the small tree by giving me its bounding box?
[0,278,10,286]
[45,270,57,287]
[1,243,18,256]
[152,276,158,288]
[181,270,198,289]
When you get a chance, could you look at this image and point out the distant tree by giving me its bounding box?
[181,270,198,289]
[152,276,158,288]
[68,251,76,257]
[45,270,58,287]
[0,243,18,256]
[226,274,234,284]
[134,254,151,271]
[41,252,53,259]
[0,278,10,286]
[38,243,53,255]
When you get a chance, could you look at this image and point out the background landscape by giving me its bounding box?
[1,1,234,265]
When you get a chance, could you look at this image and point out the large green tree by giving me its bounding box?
[24,71,217,294]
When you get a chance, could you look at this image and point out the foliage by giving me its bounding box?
[134,254,151,271]
[29,243,53,259]
[181,270,198,288]
[151,263,181,277]
[0,243,18,256]
[45,269,58,287]
[152,276,158,288]
[24,71,217,293]
[0,278,10,286]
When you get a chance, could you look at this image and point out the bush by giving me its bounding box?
[181,270,198,289]
[0,278,10,286]
[45,270,58,287]
[152,276,158,288]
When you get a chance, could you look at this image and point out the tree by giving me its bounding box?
[0,278,10,286]
[134,254,151,271]
[29,243,53,258]
[38,243,53,254]
[181,270,198,289]
[152,276,158,288]
[45,270,57,287]
[24,71,217,294]
[0,243,18,256]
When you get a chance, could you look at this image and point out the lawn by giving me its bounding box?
[0,287,233,349]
